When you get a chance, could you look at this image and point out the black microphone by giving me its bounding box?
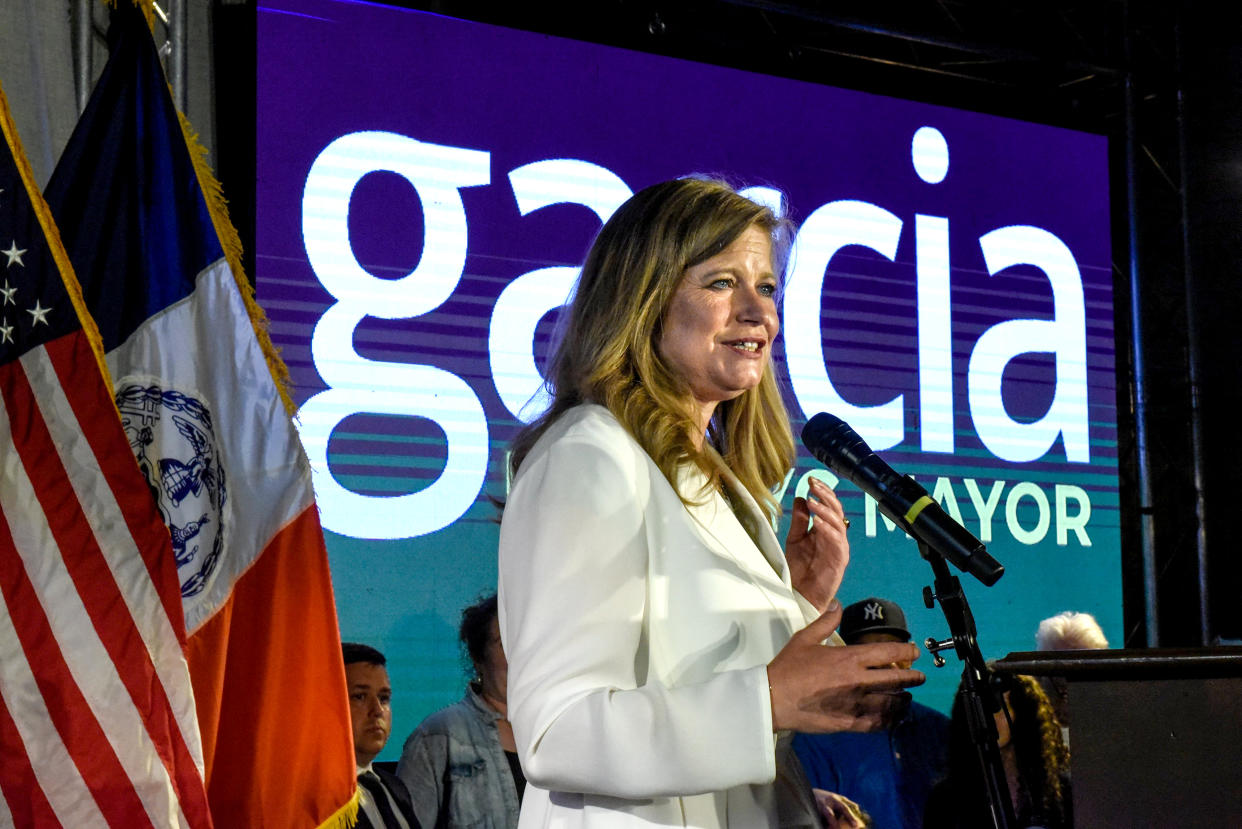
[801,412,1004,586]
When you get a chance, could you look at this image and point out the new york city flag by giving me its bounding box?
[43,4,357,826]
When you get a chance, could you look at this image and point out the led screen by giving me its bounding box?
[258,0,1119,758]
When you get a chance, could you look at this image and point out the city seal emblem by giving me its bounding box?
[115,381,227,598]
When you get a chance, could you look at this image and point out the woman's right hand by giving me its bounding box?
[766,601,925,733]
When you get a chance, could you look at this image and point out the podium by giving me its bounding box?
[992,648,1242,827]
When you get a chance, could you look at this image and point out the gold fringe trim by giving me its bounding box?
[175,98,297,416]
[317,789,360,829]
[0,81,116,395]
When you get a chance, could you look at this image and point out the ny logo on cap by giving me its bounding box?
[864,601,884,621]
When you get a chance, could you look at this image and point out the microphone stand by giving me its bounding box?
[919,539,1016,829]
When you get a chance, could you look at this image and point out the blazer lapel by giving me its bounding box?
[718,468,790,582]
[679,464,790,589]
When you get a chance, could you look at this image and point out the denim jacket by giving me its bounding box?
[396,685,521,829]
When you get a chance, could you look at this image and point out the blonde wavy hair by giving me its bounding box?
[509,177,796,515]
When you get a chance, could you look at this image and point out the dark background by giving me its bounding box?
[212,0,1242,648]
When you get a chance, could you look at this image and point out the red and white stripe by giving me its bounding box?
[0,331,212,828]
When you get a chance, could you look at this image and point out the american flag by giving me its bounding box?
[0,84,212,827]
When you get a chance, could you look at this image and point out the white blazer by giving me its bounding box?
[499,404,827,828]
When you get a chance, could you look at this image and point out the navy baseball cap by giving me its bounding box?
[839,597,911,644]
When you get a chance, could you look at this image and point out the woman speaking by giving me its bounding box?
[498,178,923,827]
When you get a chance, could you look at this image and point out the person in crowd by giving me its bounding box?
[1034,610,1110,735]
[498,176,925,828]
[344,642,422,829]
[397,593,522,828]
[794,597,951,829]
[922,673,1070,829]
[1035,610,1109,652]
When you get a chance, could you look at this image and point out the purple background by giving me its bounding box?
[257,0,1117,746]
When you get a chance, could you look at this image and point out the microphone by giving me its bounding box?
[801,412,1004,586]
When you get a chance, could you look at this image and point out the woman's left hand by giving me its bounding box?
[785,477,850,613]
